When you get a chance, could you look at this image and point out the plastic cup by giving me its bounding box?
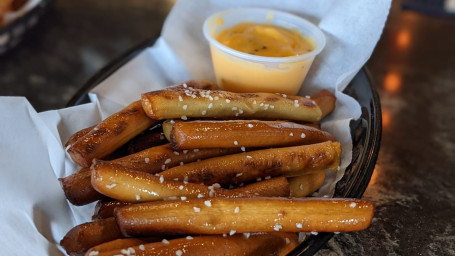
[203,8,326,95]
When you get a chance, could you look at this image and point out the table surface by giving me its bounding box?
[1,1,454,255]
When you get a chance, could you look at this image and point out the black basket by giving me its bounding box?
[68,38,382,256]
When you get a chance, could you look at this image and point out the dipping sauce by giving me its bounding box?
[203,8,325,95]
[216,22,314,57]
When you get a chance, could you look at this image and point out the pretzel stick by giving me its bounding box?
[288,171,326,197]
[167,120,336,149]
[91,161,250,202]
[60,217,123,256]
[116,197,374,236]
[92,200,131,220]
[159,141,341,185]
[141,87,323,122]
[84,238,158,256]
[66,100,156,167]
[90,177,289,220]
[89,233,291,256]
[311,89,336,119]
[65,80,217,168]
[64,125,95,148]
[60,145,240,205]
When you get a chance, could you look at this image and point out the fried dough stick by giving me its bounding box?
[159,141,341,185]
[141,87,324,122]
[88,233,294,256]
[91,161,289,202]
[65,80,217,167]
[91,176,290,220]
[60,217,124,256]
[60,145,241,205]
[167,120,336,149]
[116,197,374,237]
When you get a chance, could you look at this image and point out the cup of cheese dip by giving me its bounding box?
[203,8,325,95]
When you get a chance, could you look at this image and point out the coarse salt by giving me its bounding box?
[301,133,306,138]
[144,157,150,163]
[165,158,172,164]
[234,206,240,214]
[350,202,357,208]
[233,140,238,145]
[296,223,303,228]
[105,184,117,189]
[204,200,212,207]
[193,207,200,213]
[273,224,282,231]
[229,230,236,236]
[136,195,141,201]
[247,124,253,128]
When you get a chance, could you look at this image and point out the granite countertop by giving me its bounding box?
[1,1,454,255]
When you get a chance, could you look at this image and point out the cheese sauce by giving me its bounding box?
[216,22,314,57]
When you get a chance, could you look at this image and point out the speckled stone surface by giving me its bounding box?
[1,1,454,255]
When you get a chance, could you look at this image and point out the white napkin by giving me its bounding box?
[0,0,390,254]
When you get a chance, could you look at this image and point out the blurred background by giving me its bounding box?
[1,0,454,255]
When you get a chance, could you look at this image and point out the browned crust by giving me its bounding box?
[311,89,336,119]
[59,167,104,206]
[141,87,322,122]
[288,171,326,197]
[60,144,241,205]
[159,141,341,185]
[169,120,336,149]
[91,234,288,256]
[67,100,156,167]
[90,160,288,203]
[92,200,131,220]
[60,217,123,256]
[115,197,374,236]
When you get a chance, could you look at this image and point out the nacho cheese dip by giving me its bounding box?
[216,22,314,57]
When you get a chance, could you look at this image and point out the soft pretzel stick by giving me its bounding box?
[60,145,240,205]
[59,166,105,205]
[91,161,253,203]
[92,200,131,220]
[159,141,341,185]
[67,100,157,167]
[90,177,289,220]
[84,238,161,256]
[60,217,124,256]
[90,233,291,256]
[64,125,95,148]
[141,87,323,122]
[65,80,217,168]
[116,197,374,237]
[288,171,326,197]
[125,129,167,154]
[167,120,336,149]
[311,89,336,119]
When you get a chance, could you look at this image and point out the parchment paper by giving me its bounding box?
[0,0,390,254]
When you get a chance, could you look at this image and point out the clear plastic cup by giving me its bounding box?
[203,8,326,95]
